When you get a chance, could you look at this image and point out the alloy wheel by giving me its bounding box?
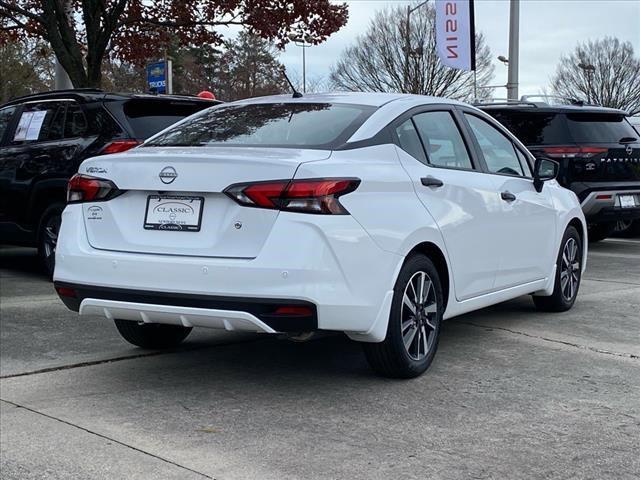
[401,271,438,361]
[615,219,633,233]
[560,237,580,301]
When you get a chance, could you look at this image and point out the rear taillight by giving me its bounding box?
[99,139,140,155]
[224,178,360,215]
[542,146,608,159]
[67,174,121,204]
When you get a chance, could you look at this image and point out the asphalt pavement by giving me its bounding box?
[1,239,639,479]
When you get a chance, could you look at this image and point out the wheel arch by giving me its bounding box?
[405,241,450,312]
[567,216,588,272]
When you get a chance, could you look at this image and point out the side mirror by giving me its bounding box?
[533,157,559,192]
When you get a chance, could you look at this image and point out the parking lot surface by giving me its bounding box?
[1,239,639,479]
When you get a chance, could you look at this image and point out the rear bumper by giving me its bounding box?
[54,205,402,341]
[54,282,318,333]
[55,283,317,333]
[580,189,640,222]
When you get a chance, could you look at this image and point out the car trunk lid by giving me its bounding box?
[78,146,331,258]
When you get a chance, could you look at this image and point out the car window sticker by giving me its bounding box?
[25,111,47,140]
[14,111,34,141]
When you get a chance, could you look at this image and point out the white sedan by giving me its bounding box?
[54,93,587,378]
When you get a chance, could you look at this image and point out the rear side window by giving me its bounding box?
[487,111,569,146]
[123,100,213,139]
[396,119,427,163]
[566,113,638,143]
[64,103,88,138]
[145,103,375,149]
[413,111,473,169]
[0,106,17,143]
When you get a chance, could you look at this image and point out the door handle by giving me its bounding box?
[421,176,444,188]
[501,191,516,202]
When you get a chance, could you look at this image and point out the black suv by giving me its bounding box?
[478,98,640,240]
[0,89,219,274]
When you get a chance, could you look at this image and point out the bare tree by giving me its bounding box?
[551,37,640,114]
[330,4,494,101]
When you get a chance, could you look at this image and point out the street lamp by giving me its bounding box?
[497,55,509,65]
[288,32,317,94]
[578,62,596,103]
[403,0,430,93]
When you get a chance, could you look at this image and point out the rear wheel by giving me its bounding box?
[533,226,582,312]
[114,319,192,349]
[363,254,443,378]
[37,203,64,278]
[613,219,640,238]
[588,222,614,242]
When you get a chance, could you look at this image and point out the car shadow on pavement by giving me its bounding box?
[0,247,48,280]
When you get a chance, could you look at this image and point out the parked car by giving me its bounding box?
[0,89,220,275]
[477,98,640,241]
[54,93,587,378]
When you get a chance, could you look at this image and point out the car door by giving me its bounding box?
[0,105,19,223]
[393,107,503,301]
[461,110,557,289]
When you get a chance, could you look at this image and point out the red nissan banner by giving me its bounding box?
[435,0,476,71]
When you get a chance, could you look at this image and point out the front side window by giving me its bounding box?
[412,111,473,169]
[12,101,67,144]
[0,106,17,143]
[465,114,524,176]
[146,103,375,149]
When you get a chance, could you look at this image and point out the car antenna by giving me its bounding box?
[280,67,303,98]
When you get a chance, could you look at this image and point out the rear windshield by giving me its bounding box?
[488,110,637,145]
[566,113,637,143]
[123,100,212,139]
[144,103,376,149]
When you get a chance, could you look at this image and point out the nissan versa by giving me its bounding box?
[54,93,587,378]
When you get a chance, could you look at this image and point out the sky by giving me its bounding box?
[275,0,640,97]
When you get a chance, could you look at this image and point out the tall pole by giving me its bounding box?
[506,0,520,100]
[54,59,73,90]
[404,5,411,92]
[302,45,306,93]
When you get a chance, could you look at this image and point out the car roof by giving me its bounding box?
[227,92,468,108]
[477,101,627,115]
[1,89,220,108]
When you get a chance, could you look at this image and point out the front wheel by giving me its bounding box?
[114,319,192,349]
[533,226,582,312]
[363,254,443,378]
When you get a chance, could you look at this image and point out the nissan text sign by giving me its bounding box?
[435,0,476,71]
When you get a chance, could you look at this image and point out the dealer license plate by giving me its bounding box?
[619,195,636,208]
[144,195,204,231]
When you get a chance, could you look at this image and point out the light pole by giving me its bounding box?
[578,62,596,103]
[288,33,316,93]
[506,0,520,100]
[403,0,430,93]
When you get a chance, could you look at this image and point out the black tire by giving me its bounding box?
[588,222,614,243]
[363,254,443,379]
[114,319,192,349]
[533,226,582,312]
[613,219,640,238]
[37,203,65,278]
